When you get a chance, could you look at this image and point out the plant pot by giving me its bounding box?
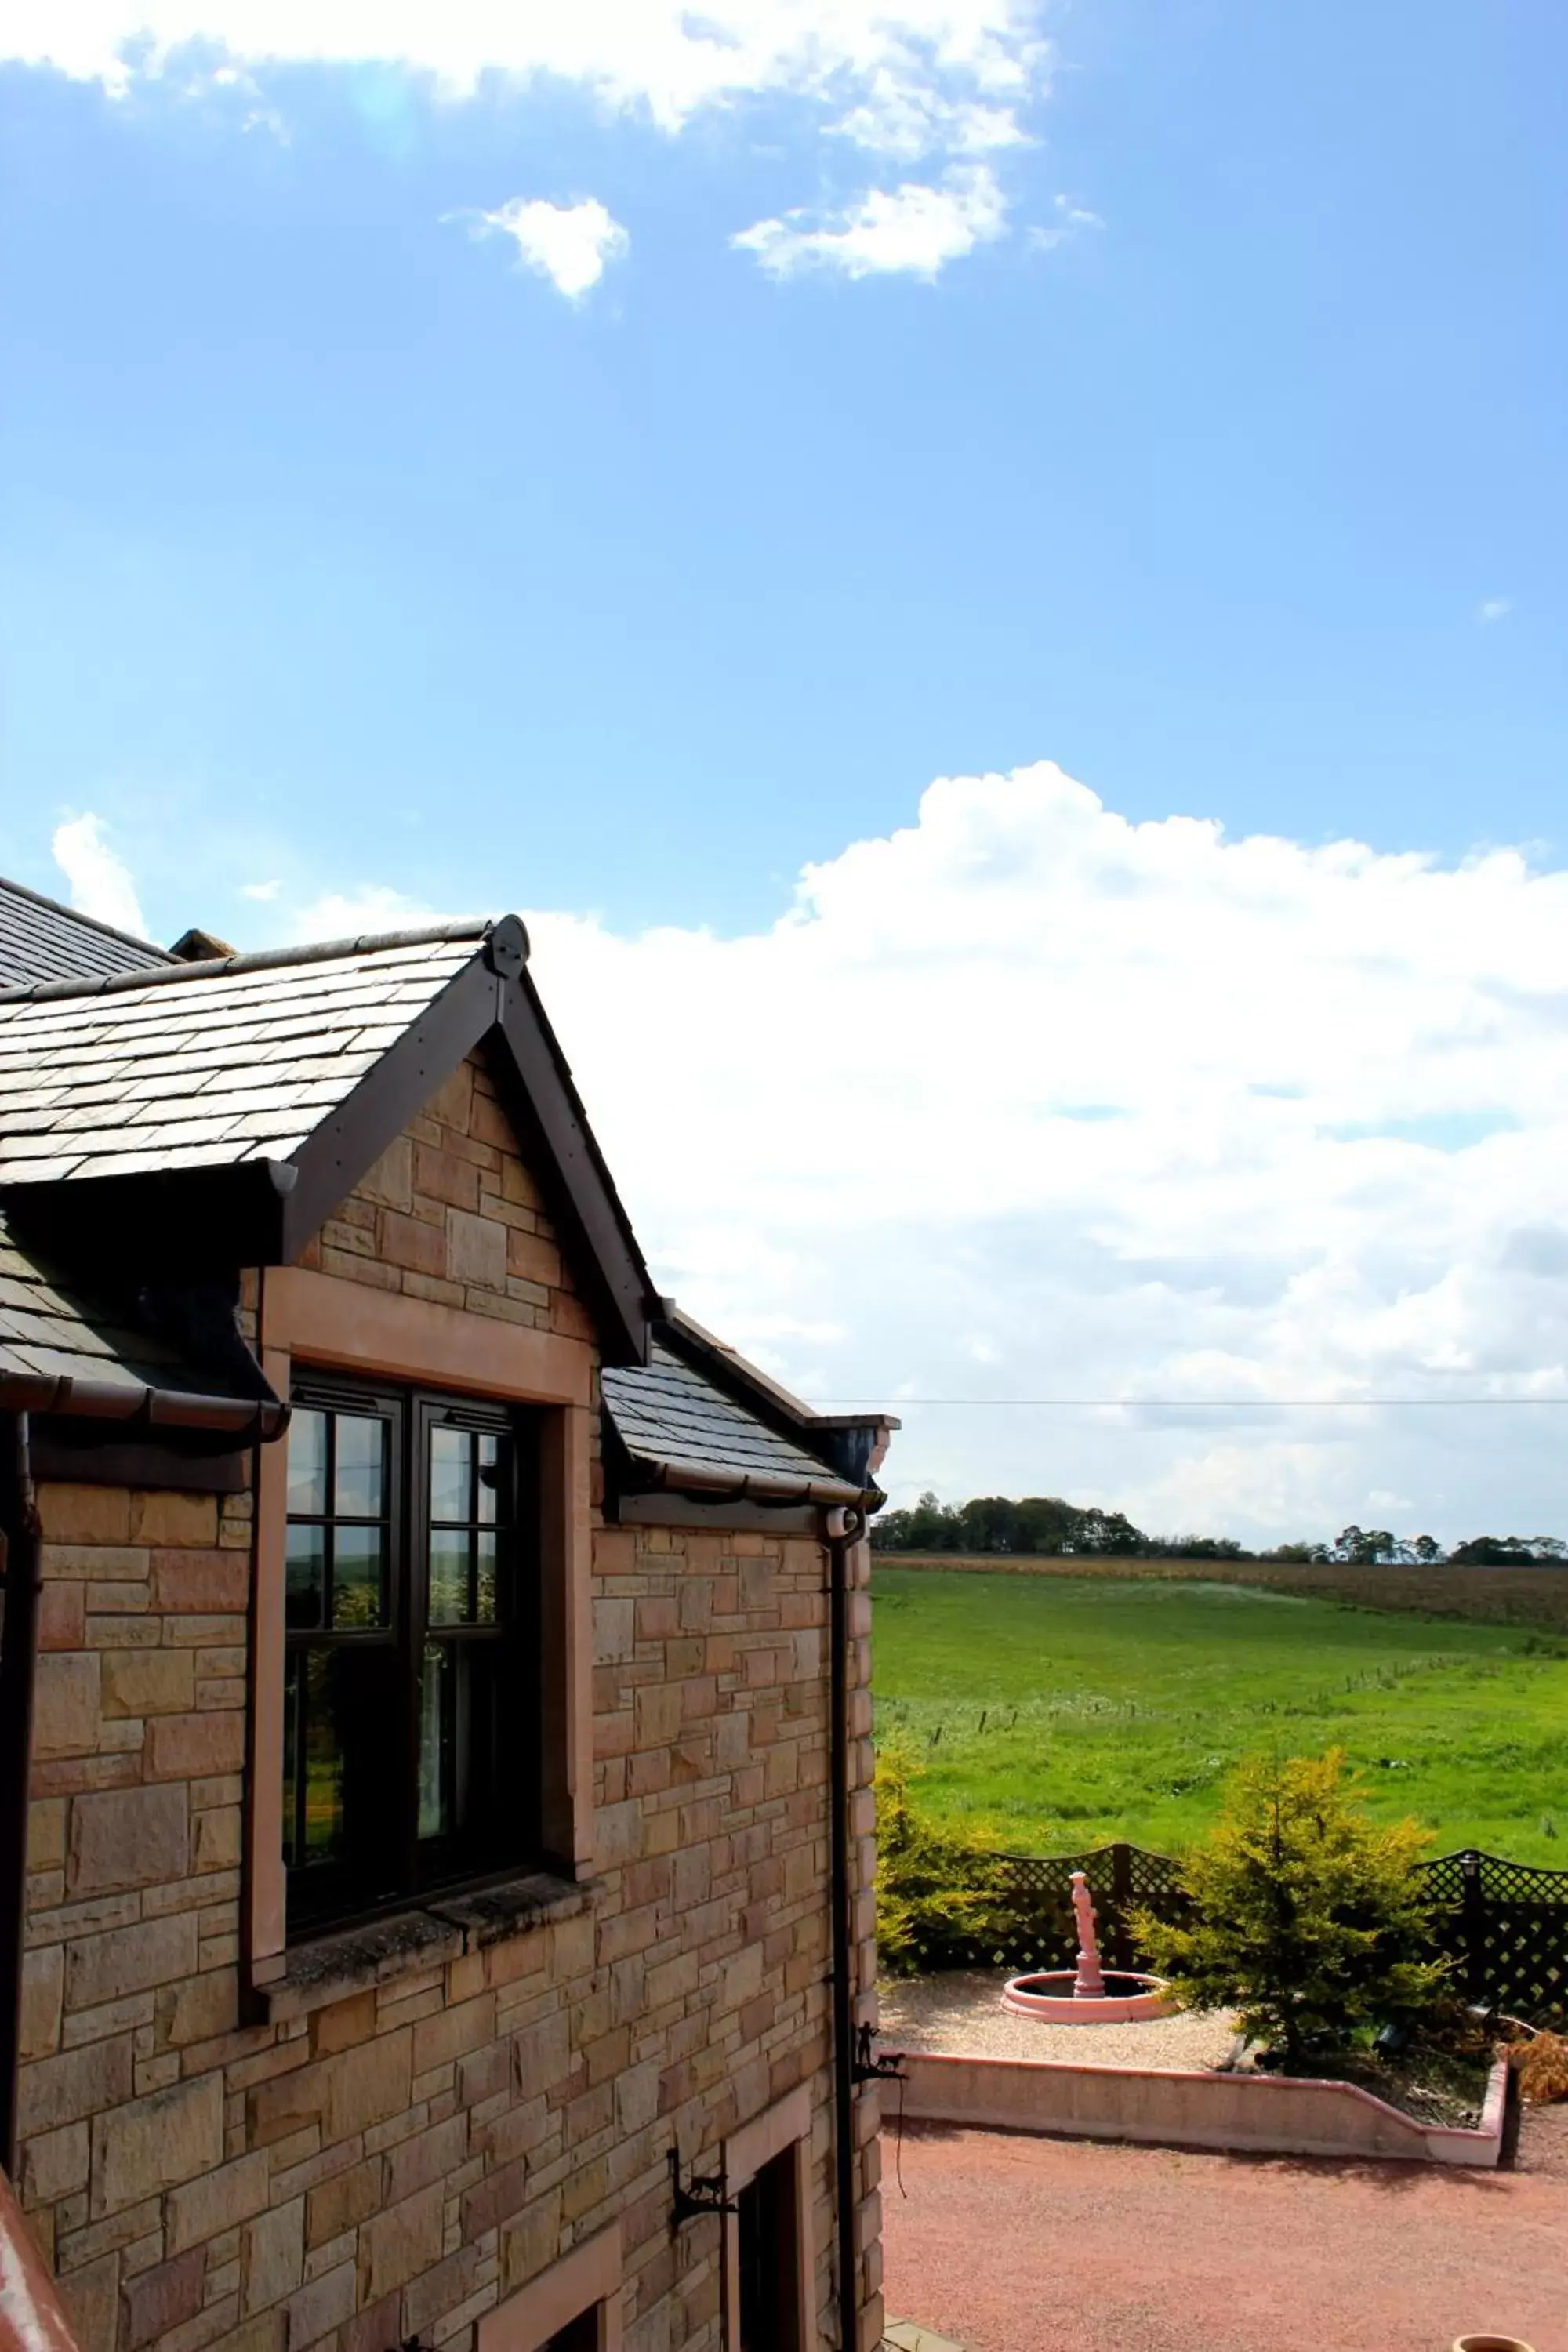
[1453,2336,1537,2351]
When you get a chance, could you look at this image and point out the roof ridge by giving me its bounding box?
[0,871,176,965]
[0,916,493,1007]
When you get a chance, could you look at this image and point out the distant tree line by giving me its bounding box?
[869,1491,1567,1568]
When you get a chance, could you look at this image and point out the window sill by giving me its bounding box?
[252,1868,597,2024]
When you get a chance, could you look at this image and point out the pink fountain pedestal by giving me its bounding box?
[1002,1868,1174,2024]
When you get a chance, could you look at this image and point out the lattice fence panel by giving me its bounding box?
[930,1841,1568,2025]
[1415,1851,1568,2027]
[942,1843,1188,1974]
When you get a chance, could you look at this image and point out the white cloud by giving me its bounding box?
[1029,192,1103,251]
[285,884,445,941]
[457,197,629,299]
[734,165,1007,281]
[1477,597,1512,624]
[240,878,281,901]
[74,764,1568,1541]
[51,813,149,940]
[2,3,1047,158]
[506,764,1568,1544]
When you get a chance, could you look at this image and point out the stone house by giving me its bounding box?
[0,884,894,2352]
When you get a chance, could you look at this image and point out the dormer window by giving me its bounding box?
[282,1374,541,1936]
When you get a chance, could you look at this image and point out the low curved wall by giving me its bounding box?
[895,2050,1508,2168]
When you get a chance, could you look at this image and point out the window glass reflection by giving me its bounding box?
[285,1523,325,1632]
[429,1425,469,1522]
[302,1651,345,1863]
[477,1432,501,1523]
[419,1644,452,1840]
[476,1533,498,1624]
[335,1414,387,1519]
[429,1530,470,1625]
[332,1526,387,1629]
[287,1408,327,1515]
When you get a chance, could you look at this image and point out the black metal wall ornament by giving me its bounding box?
[668,2145,736,2227]
[851,2021,908,2087]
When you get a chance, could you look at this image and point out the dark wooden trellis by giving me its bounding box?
[939,1841,1568,2028]
[1417,1849,1568,2026]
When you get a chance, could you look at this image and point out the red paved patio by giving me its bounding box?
[882,2109,1568,2352]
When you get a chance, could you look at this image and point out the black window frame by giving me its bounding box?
[282,1370,543,1940]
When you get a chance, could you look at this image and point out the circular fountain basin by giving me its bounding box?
[1002,1969,1174,2023]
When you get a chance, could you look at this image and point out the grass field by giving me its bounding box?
[873,1564,1568,1864]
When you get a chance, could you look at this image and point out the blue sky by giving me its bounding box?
[3,2,1567,1538]
[5,0,1565,934]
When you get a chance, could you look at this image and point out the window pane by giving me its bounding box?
[302,1650,345,1864]
[429,1425,470,1523]
[335,1412,387,1519]
[476,1533,499,1624]
[285,1523,325,1631]
[477,1432,503,1524]
[332,1526,388,1629]
[282,1657,301,1867]
[429,1529,470,1624]
[287,1408,327,1515]
[419,1643,453,1840]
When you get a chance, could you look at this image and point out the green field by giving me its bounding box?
[873,1566,1568,1864]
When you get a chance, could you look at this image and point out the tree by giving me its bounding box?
[1131,1750,1447,2065]
[1073,1506,1145,1555]
[1330,1525,1405,1564]
[1411,1534,1444,1564]
[1014,1495,1079,1555]
[1450,1534,1540,1566]
[959,1495,1023,1554]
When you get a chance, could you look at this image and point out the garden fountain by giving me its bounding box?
[1002,1868,1174,2023]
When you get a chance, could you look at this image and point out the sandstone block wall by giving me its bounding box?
[18,1501,883,2352]
[290,1052,592,1348]
[14,1043,883,2352]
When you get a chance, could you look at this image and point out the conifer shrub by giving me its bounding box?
[874,1740,1011,1976]
[1132,1748,1449,2063]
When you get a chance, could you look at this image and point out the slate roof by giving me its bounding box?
[0,924,486,1187]
[0,1212,284,1432]
[0,876,173,990]
[602,1343,867,1503]
[0,909,887,1488]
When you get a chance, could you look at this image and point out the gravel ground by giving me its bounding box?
[878,1969,1238,2070]
[884,2115,1568,2352]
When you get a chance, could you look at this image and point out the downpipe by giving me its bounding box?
[0,1411,42,2172]
[825,1503,864,2352]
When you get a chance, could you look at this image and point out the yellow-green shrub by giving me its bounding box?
[1133,1748,1448,2063]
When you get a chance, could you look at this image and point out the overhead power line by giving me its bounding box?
[805,1396,1568,1408]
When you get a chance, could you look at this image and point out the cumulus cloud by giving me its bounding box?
[240,878,281,902]
[1477,597,1512,624]
[456,197,629,299]
[76,765,1568,1541]
[510,764,1568,1542]
[734,165,1007,281]
[51,813,149,939]
[3,2,1047,158]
